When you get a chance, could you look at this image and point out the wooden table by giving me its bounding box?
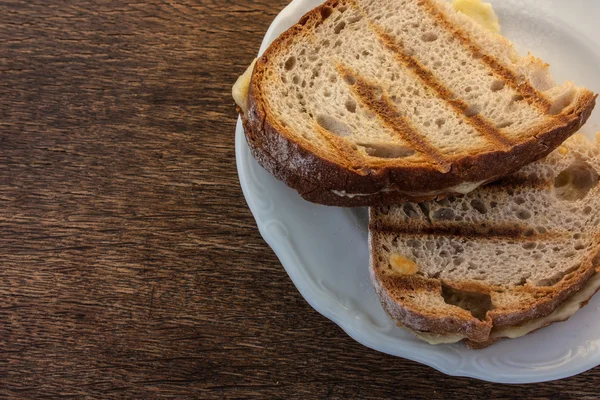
[1,1,597,398]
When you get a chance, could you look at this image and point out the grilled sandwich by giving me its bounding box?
[234,0,596,206]
[369,134,600,348]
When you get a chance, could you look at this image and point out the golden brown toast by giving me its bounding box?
[237,0,596,206]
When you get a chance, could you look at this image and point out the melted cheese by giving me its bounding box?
[412,331,467,345]
[331,190,386,199]
[407,272,600,345]
[390,254,419,275]
[452,0,501,33]
[232,58,257,115]
[450,180,487,195]
[493,272,600,339]
[331,180,486,198]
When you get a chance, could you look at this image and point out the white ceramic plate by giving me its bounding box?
[235,0,600,383]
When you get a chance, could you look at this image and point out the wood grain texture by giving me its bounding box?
[0,0,599,398]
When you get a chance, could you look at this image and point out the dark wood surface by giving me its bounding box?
[1,1,598,398]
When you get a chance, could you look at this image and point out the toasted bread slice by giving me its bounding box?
[369,134,600,347]
[239,0,596,206]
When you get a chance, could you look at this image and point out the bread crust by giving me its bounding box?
[465,268,600,349]
[242,0,597,207]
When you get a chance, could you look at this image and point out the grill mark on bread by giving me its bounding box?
[371,221,562,241]
[313,123,368,170]
[419,0,561,118]
[372,28,513,150]
[337,65,452,172]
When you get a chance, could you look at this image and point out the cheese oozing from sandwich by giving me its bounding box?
[452,0,501,33]
[492,271,600,339]
[232,58,257,114]
[331,180,486,198]
[409,271,600,345]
